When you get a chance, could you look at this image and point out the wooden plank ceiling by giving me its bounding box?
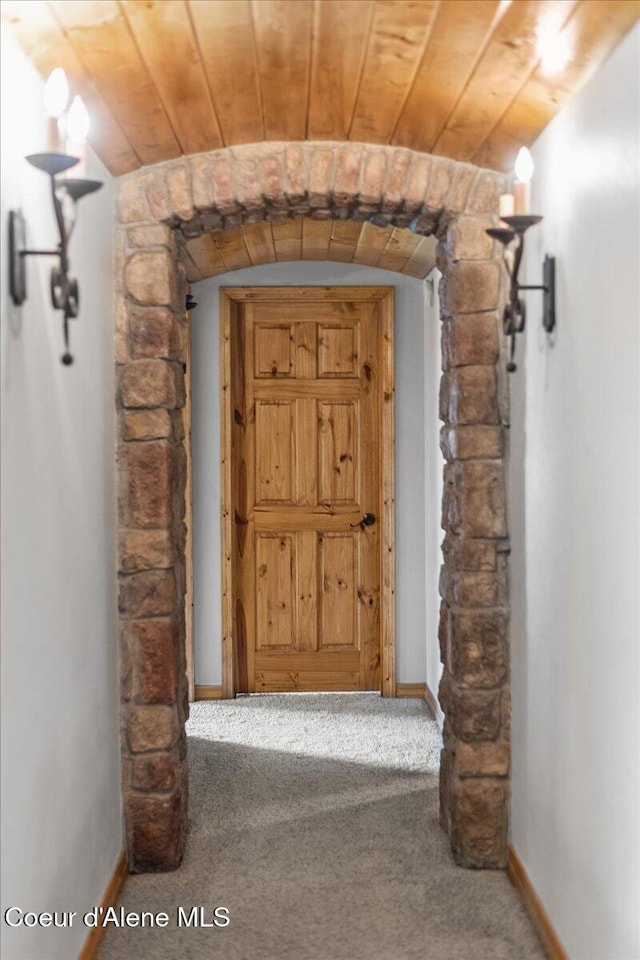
[181,219,438,282]
[3,0,638,176]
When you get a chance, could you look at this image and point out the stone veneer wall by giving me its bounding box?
[115,141,510,872]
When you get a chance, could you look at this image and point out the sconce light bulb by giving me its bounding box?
[515,146,534,184]
[44,68,69,118]
[67,96,90,143]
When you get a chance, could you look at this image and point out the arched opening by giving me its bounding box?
[116,141,510,873]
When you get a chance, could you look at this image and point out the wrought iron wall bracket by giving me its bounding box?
[486,215,555,373]
[8,152,102,365]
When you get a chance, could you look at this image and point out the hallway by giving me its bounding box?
[2,7,639,959]
[99,695,542,960]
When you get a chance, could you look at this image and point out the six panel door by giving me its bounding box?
[230,289,390,693]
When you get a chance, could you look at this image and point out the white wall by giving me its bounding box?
[192,260,443,687]
[509,25,640,960]
[0,30,122,960]
[424,270,444,720]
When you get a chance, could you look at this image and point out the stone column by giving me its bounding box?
[115,211,190,871]
[437,216,510,868]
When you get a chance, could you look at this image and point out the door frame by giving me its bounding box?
[219,285,396,698]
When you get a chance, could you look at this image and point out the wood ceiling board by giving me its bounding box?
[401,235,437,278]
[2,0,139,174]
[48,0,181,166]
[328,222,367,263]
[392,0,506,152]
[272,219,303,261]
[119,0,223,155]
[302,218,332,260]
[376,227,423,272]
[182,243,205,282]
[187,0,263,145]
[349,0,438,143]
[353,221,391,267]
[6,0,638,176]
[307,0,373,140]
[183,219,437,278]
[243,222,277,266]
[327,240,361,263]
[252,0,313,140]
[331,220,364,243]
[433,0,577,163]
[212,229,252,272]
[472,0,640,170]
[185,234,225,278]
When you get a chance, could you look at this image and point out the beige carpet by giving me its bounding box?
[99,693,543,960]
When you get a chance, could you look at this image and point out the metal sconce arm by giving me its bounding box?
[8,152,102,365]
[486,215,555,372]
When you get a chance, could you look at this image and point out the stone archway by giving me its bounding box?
[116,142,510,873]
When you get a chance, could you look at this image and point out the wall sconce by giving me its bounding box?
[487,147,556,373]
[8,69,102,365]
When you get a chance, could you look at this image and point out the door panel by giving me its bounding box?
[319,533,358,650]
[255,401,295,502]
[318,401,359,504]
[318,324,359,377]
[255,534,296,649]
[254,324,293,377]
[230,288,392,693]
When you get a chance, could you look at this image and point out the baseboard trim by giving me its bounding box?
[194,684,223,700]
[396,683,426,698]
[195,683,443,708]
[424,681,444,729]
[507,845,569,960]
[78,849,127,960]
[197,684,428,700]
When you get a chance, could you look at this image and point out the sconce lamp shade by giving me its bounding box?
[515,147,534,183]
[67,96,90,142]
[43,68,69,118]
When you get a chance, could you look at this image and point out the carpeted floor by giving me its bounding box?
[99,693,543,960]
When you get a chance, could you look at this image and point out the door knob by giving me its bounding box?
[351,513,376,530]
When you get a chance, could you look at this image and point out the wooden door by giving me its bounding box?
[224,287,395,695]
